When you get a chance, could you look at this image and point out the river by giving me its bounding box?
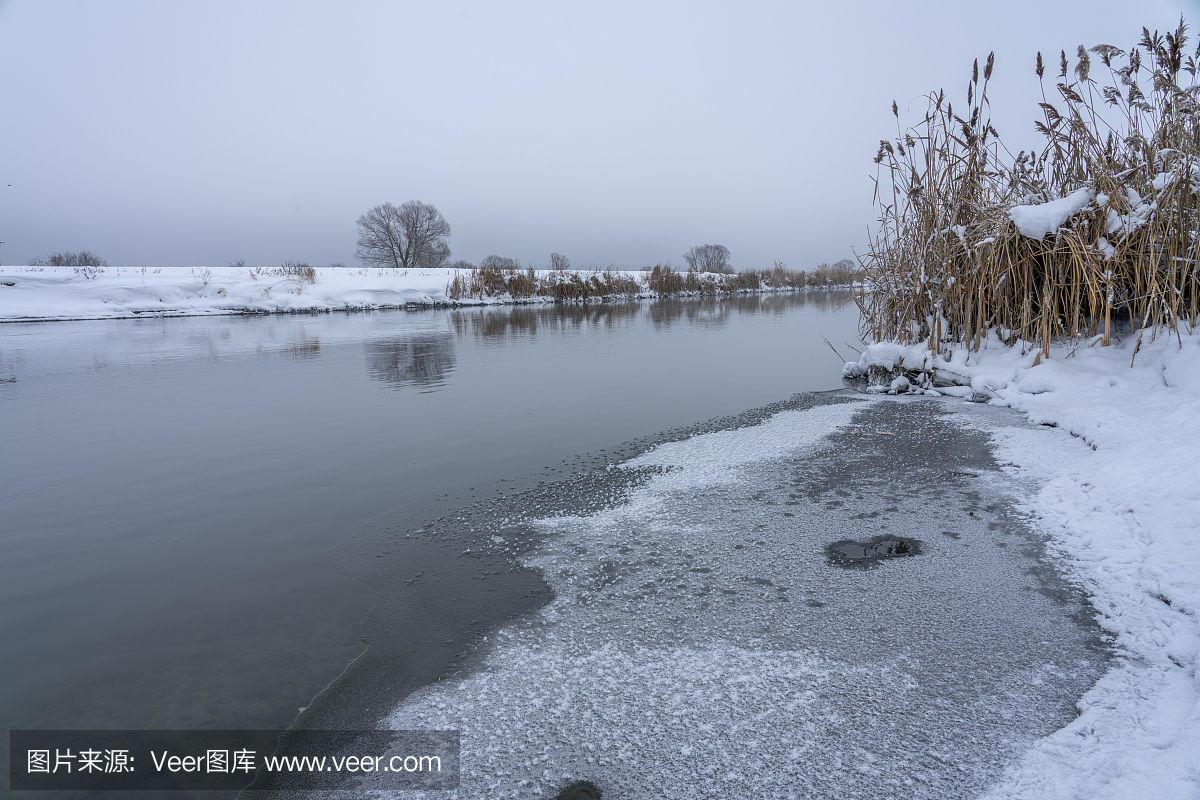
[0,293,858,741]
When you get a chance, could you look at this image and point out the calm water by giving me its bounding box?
[0,294,859,766]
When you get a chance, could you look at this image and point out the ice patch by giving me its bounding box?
[383,398,1106,798]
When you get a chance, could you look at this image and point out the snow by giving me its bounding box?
[0,265,656,321]
[0,265,467,321]
[1007,188,1095,240]
[0,265,835,322]
[846,330,1200,798]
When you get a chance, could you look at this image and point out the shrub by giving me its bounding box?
[683,244,733,273]
[31,250,107,268]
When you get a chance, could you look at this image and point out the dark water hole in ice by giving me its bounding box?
[827,535,922,567]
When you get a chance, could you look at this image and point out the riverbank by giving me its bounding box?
[844,331,1200,798]
[355,330,1200,798]
[0,266,856,322]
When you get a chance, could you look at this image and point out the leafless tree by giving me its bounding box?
[549,252,570,270]
[683,244,732,273]
[355,201,451,269]
[417,240,452,269]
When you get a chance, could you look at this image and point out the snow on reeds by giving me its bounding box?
[860,20,1200,360]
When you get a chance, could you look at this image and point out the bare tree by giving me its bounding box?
[355,201,451,269]
[417,240,452,269]
[549,252,570,271]
[683,244,732,273]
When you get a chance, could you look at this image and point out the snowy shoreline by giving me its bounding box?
[843,332,1200,799]
[378,394,1107,799]
[0,266,854,323]
[372,331,1199,798]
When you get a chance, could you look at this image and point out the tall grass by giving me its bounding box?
[646,263,856,296]
[446,264,642,301]
[860,19,1200,358]
[445,262,857,302]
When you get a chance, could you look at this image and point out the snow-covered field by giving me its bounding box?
[844,331,1200,798]
[0,266,509,320]
[0,265,815,322]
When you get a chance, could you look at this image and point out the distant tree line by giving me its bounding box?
[23,221,854,284]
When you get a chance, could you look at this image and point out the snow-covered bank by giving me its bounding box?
[0,266,850,322]
[845,333,1200,798]
[0,266,502,321]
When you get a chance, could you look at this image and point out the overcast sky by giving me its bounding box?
[0,0,1192,269]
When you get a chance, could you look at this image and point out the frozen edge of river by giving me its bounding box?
[371,395,1109,800]
[365,317,1200,799]
[838,331,1200,799]
[967,334,1200,800]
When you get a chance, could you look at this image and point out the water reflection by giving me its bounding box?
[0,293,855,389]
[648,298,732,330]
[448,291,855,341]
[449,303,642,342]
[364,332,456,390]
[267,331,321,361]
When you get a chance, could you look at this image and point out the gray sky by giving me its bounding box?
[0,0,1192,269]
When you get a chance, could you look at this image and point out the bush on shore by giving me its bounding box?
[30,250,108,268]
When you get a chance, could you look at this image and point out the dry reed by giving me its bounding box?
[446,265,641,301]
[274,261,317,283]
[859,19,1200,358]
[445,262,855,302]
[647,263,853,296]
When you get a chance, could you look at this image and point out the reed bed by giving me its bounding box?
[445,261,856,302]
[859,20,1200,358]
[446,265,641,301]
[647,263,855,296]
